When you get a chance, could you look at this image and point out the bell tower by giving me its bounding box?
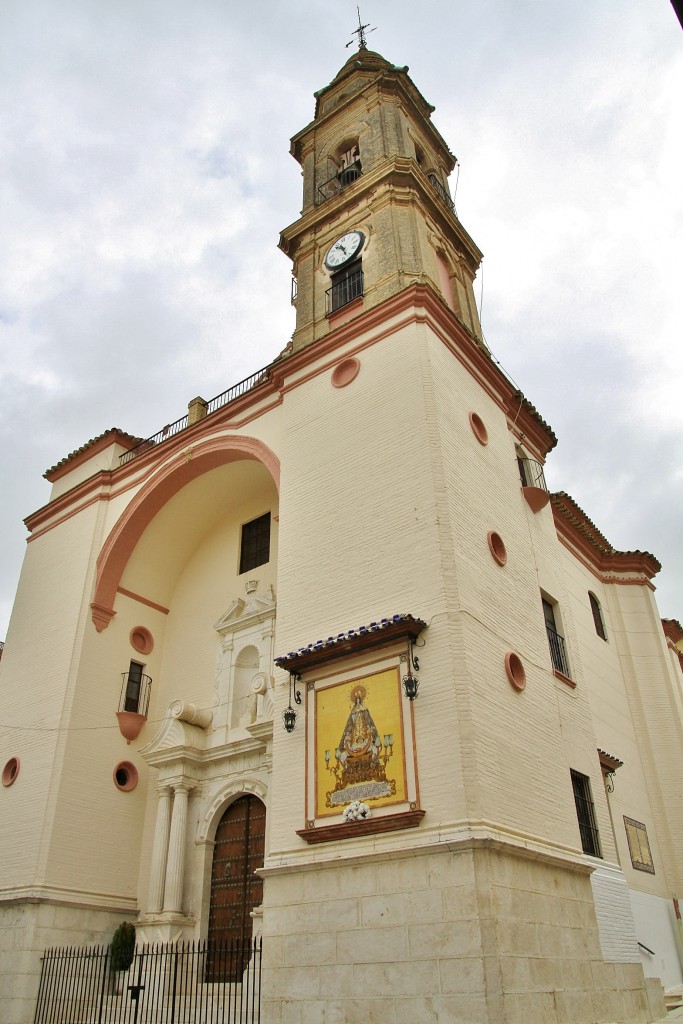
[279,45,485,352]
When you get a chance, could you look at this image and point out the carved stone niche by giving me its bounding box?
[212,581,276,740]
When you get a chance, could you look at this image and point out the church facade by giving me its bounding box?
[1,45,682,1024]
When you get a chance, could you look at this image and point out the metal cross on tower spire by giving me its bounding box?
[346,6,376,49]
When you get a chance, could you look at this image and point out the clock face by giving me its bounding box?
[324,230,365,270]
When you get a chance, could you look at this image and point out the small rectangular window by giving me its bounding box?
[125,661,144,712]
[589,592,607,641]
[571,769,602,858]
[624,816,655,874]
[240,512,271,574]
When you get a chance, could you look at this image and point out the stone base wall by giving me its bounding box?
[0,900,133,1024]
[261,843,662,1024]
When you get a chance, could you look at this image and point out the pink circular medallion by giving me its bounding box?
[331,358,361,389]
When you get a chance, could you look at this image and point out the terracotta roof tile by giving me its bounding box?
[44,428,142,480]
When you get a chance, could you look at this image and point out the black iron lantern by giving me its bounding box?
[283,671,302,733]
[402,672,419,701]
[402,637,422,700]
[283,706,297,733]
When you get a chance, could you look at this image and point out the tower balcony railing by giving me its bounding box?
[546,625,571,678]
[119,365,271,466]
[325,267,364,315]
[317,161,363,203]
[427,173,456,214]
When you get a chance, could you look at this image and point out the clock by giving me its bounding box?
[324,230,365,270]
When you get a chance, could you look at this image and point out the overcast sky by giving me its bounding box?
[1,0,681,639]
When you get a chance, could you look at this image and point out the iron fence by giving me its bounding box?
[34,938,261,1024]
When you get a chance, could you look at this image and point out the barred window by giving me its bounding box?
[571,769,602,858]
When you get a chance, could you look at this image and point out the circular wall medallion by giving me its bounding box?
[505,652,526,692]
[331,358,361,389]
[113,761,139,792]
[487,531,508,566]
[130,627,153,655]
[2,757,20,788]
[469,412,488,446]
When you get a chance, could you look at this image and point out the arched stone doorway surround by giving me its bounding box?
[197,779,269,944]
[91,436,280,630]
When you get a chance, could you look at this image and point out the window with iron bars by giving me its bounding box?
[326,261,364,314]
[570,769,602,857]
[542,598,571,678]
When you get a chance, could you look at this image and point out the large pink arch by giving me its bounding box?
[91,435,280,631]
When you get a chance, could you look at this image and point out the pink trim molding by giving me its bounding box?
[116,711,147,744]
[117,588,170,616]
[92,435,280,631]
[91,603,117,633]
[522,485,550,513]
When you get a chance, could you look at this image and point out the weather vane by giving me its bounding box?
[346,6,376,50]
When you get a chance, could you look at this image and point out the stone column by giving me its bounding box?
[148,786,173,914]
[162,783,191,915]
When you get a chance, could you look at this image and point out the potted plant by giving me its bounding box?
[109,922,136,991]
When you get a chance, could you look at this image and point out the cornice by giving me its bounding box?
[44,428,141,481]
[275,613,426,674]
[506,391,558,460]
[271,282,556,458]
[279,159,480,272]
[551,492,660,580]
[25,470,113,534]
[662,618,683,645]
[23,283,557,537]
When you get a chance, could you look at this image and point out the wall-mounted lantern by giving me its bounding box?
[283,672,302,733]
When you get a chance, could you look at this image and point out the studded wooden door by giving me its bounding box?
[208,795,265,949]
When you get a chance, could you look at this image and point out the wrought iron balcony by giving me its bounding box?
[517,457,548,490]
[546,624,571,678]
[427,173,456,213]
[317,161,363,203]
[325,266,364,315]
[119,670,152,716]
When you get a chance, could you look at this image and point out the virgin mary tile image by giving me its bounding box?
[315,667,406,816]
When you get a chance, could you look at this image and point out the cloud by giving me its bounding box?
[0,0,681,635]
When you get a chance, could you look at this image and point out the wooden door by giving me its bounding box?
[207,794,265,974]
